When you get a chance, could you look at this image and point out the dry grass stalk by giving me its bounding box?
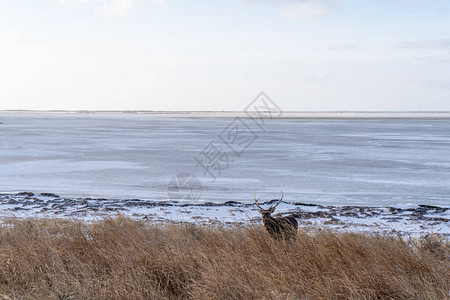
[0,217,447,299]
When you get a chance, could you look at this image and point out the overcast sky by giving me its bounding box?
[0,0,449,111]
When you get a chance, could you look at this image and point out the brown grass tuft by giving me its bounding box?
[0,217,447,299]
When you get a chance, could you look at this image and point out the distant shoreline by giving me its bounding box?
[1,110,450,119]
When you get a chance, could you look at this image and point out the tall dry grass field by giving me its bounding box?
[0,217,447,299]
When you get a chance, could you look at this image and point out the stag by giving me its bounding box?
[254,192,298,240]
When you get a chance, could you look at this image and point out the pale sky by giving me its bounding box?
[0,0,449,111]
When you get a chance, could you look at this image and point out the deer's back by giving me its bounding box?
[264,216,298,239]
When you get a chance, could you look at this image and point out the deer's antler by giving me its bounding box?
[270,190,283,210]
[254,192,263,209]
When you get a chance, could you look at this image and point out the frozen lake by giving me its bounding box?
[0,112,449,207]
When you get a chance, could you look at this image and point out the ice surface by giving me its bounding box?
[0,112,449,208]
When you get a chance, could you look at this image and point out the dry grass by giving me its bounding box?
[0,217,447,300]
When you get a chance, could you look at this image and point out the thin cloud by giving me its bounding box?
[279,0,341,21]
[55,0,337,19]
[55,0,166,17]
[328,44,357,50]
[400,38,450,49]
[95,0,133,17]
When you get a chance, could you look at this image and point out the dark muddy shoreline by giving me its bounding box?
[0,192,448,237]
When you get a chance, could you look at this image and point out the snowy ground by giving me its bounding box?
[1,192,448,237]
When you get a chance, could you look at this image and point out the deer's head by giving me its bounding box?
[254,191,283,220]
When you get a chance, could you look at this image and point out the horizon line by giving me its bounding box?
[1,110,450,113]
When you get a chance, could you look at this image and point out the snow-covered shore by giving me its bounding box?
[1,192,448,237]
